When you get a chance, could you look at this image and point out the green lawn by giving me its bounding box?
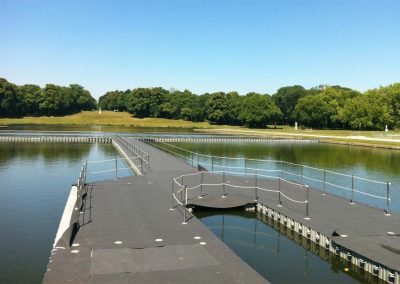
[0,111,214,128]
[1,111,399,148]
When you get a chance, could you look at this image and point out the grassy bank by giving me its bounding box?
[1,111,400,148]
[0,111,213,128]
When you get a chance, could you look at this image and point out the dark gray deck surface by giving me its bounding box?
[43,139,267,283]
[180,164,400,273]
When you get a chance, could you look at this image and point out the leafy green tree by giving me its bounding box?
[375,83,400,128]
[68,84,96,112]
[126,87,167,118]
[239,93,282,128]
[18,84,42,115]
[272,85,308,125]
[0,78,20,117]
[294,94,335,128]
[206,92,228,124]
[98,90,126,111]
[340,90,393,130]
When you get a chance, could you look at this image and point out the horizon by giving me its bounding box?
[1,0,399,100]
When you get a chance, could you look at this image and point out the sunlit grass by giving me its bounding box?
[1,111,399,148]
[0,111,213,128]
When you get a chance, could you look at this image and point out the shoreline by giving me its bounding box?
[196,128,400,150]
[1,117,400,149]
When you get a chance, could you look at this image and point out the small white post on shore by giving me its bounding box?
[385,125,388,132]
[295,122,298,130]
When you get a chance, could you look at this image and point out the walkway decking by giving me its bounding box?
[44,137,400,284]
[43,139,267,283]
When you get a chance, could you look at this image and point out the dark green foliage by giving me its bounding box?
[0,78,20,116]
[239,93,282,128]
[0,78,96,117]
[272,85,308,124]
[126,87,168,118]
[99,83,400,130]
[2,75,400,131]
[98,90,128,111]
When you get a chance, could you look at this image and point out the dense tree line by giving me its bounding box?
[0,78,96,117]
[99,83,400,130]
[99,88,282,127]
[2,76,399,130]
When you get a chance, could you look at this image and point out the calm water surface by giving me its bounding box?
[1,132,399,283]
[174,142,400,211]
[196,209,384,284]
[0,142,132,283]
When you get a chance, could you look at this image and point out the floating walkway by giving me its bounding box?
[44,136,400,284]
[0,135,112,143]
[43,138,266,283]
[142,137,319,144]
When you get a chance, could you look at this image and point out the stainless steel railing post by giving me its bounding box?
[305,185,310,219]
[301,165,304,185]
[170,179,175,209]
[115,155,118,179]
[200,172,204,197]
[85,160,88,184]
[278,177,282,206]
[222,171,226,196]
[254,172,258,201]
[351,175,355,204]
[183,185,188,224]
[386,181,390,215]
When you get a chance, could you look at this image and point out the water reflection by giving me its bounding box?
[196,209,384,284]
[175,142,400,212]
[176,142,400,177]
[0,143,131,283]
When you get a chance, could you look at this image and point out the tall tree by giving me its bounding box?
[272,85,308,125]
[239,93,282,128]
[0,78,20,117]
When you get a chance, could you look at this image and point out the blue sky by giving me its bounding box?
[1,0,399,99]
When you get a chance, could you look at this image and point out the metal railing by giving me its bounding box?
[86,156,139,180]
[73,155,137,230]
[142,137,392,214]
[75,162,88,232]
[113,136,150,173]
[171,171,310,223]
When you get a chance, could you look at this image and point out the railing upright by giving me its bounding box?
[278,177,282,206]
[183,185,188,224]
[199,172,204,197]
[386,182,390,215]
[170,179,175,210]
[351,175,355,204]
[254,172,258,201]
[222,171,226,197]
[115,155,118,179]
[305,185,310,220]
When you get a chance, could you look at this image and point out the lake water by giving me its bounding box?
[171,142,400,212]
[0,142,132,284]
[0,130,399,283]
[196,209,385,284]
